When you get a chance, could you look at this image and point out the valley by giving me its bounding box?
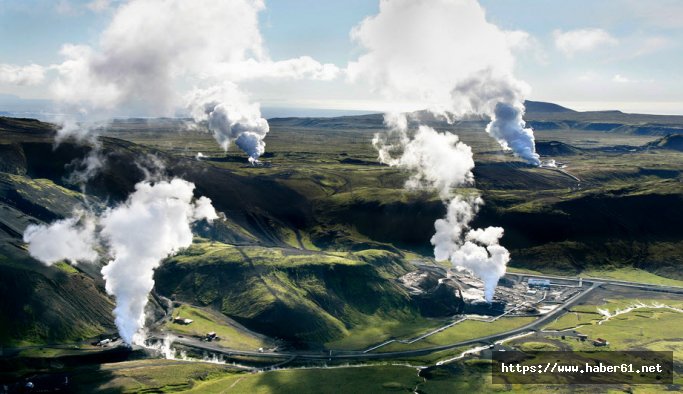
[1,106,682,392]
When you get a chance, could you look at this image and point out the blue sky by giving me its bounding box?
[1,0,683,115]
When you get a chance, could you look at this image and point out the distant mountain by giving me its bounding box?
[524,100,576,113]
[535,140,583,156]
[645,134,683,151]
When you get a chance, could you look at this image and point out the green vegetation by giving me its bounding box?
[542,298,683,356]
[582,267,683,287]
[163,304,271,350]
[70,360,233,393]
[54,261,79,274]
[2,112,683,391]
[172,240,362,268]
[157,240,422,347]
[325,315,444,350]
[543,311,602,331]
[516,341,561,351]
[185,365,422,394]
[377,317,536,352]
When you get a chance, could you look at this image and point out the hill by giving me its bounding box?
[266,102,683,136]
[0,115,682,348]
[524,100,575,114]
[645,134,683,151]
[535,140,583,156]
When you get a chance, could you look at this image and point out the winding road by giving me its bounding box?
[153,274,683,364]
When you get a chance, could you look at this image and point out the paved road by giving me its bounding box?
[160,273,683,362]
[159,282,602,361]
[6,272,680,363]
[513,272,683,294]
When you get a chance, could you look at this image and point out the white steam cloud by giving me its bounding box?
[187,83,270,163]
[349,0,540,165]
[99,179,217,344]
[23,213,98,265]
[433,198,510,300]
[47,0,337,163]
[352,0,520,301]
[0,63,46,86]
[23,179,218,345]
[373,125,474,199]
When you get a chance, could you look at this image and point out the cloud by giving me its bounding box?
[348,0,539,165]
[23,178,219,345]
[207,57,340,82]
[612,74,631,83]
[55,0,79,16]
[87,0,113,12]
[186,82,270,163]
[624,0,683,29]
[51,0,266,118]
[553,28,618,57]
[373,125,475,199]
[99,179,217,344]
[23,213,98,265]
[347,0,516,111]
[353,0,518,301]
[47,0,338,161]
[0,64,46,86]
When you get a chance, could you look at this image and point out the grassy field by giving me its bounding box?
[325,315,445,351]
[70,359,234,393]
[185,365,422,394]
[582,267,683,287]
[162,304,271,351]
[377,317,536,352]
[541,298,683,355]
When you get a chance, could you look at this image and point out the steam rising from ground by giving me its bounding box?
[352,0,524,301]
[187,83,270,163]
[349,0,539,165]
[47,0,337,162]
[23,213,98,265]
[23,179,217,345]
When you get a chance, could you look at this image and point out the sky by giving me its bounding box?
[1,0,682,115]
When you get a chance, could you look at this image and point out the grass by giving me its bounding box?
[541,298,683,356]
[582,267,683,287]
[70,359,233,393]
[574,306,683,356]
[543,311,602,331]
[172,240,362,268]
[325,314,444,351]
[516,341,561,352]
[54,261,79,274]
[185,365,422,394]
[377,317,536,352]
[162,304,270,351]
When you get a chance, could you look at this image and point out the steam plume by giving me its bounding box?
[23,213,98,265]
[351,0,522,300]
[47,0,337,163]
[187,83,269,163]
[99,179,217,344]
[23,179,218,345]
[349,0,540,165]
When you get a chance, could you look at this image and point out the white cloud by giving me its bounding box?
[99,178,217,345]
[0,64,46,86]
[87,0,112,12]
[207,56,340,82]
[23,213,98,265]
[347,0,518,110]
[553,28,618,57]
[624,0,683,29]
[55,0,78,15]
[52,0,267,116]
[612,74,631,83]
[504,30,532,51]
